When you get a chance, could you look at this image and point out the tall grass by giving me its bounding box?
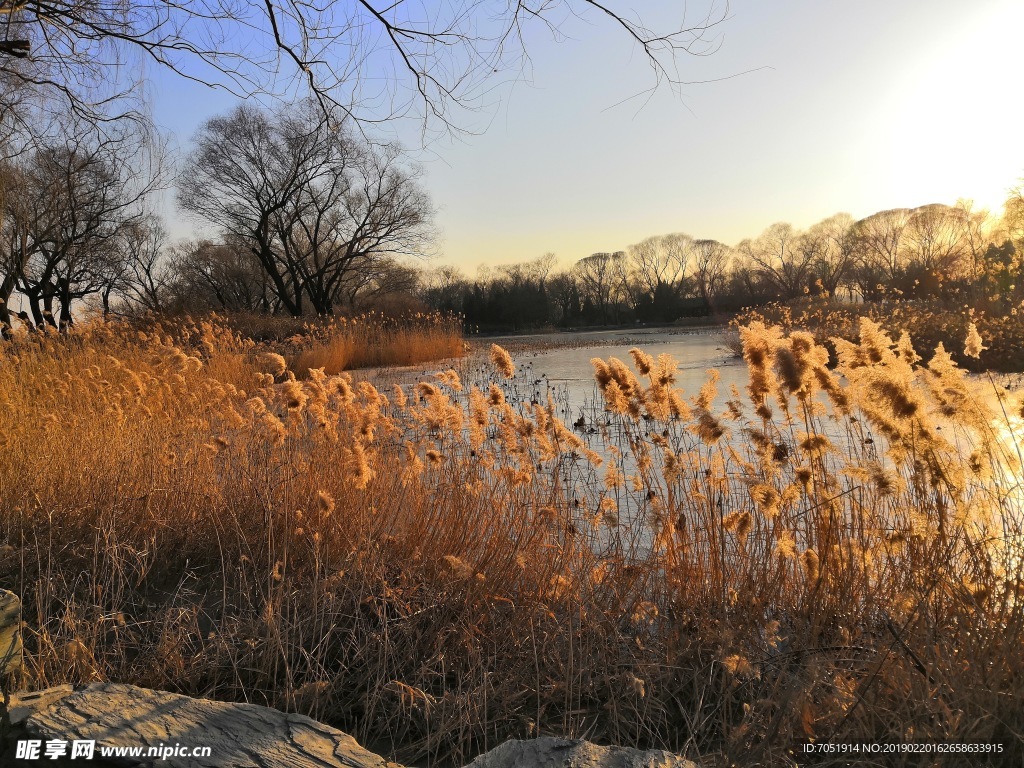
[0,316,1021,766]
[730,295,1024,372]
[290,311,465,374]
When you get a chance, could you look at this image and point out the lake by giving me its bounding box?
[474,327,744,421]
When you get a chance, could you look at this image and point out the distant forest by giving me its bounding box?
[421,200,1024,331]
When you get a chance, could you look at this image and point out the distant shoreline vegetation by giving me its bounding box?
[5,188,1024,341]
[420,199,1024,335]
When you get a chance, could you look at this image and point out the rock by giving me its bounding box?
[12,681,696,768]
[463,737,697,768]
[7,685,74,725]
[25,682,396,768]
[0,589,23,675]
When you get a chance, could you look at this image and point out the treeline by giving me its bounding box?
[423,240,728,331]
[3,97,1023,336]
[422,202,1024,331]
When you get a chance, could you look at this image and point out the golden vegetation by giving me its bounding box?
[286,311,465,374]
[0,317,1022,765]
[730,295,1024,372]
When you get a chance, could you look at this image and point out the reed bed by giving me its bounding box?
[730,296,1024,372]
[289,311,466,374]
[0,316,1021,767]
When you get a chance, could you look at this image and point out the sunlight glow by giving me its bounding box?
[879,0,1024,215]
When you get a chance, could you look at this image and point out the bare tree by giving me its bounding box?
[954,199,993,282]
[0,69,39,160]
[619,233,693,319]
[531,253,558,283]
[0,158,23,332]
[421,264,466,313]
[737,222,812,300]
[167,238,276,313]
[574,251,623,324]
[179,101,434,316]
[335,253,420,309]
[547,271,581,325]
[0,125,160,332]
[627,233,692,295]
[801,213,855,297]
[720,249,770,308]
[849,208,911,298]
[691,238,730,308]
[494,254,556,288]
[902,203,970,282]
[1003,182,1024,249]
[104,214,171,313]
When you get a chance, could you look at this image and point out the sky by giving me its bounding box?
[149,0,1024,274]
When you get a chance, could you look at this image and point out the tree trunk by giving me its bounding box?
[27,290,45,329]
[58,279,74,329]
[0,279,13,338]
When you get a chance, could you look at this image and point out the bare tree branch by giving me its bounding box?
[0,0,731,138]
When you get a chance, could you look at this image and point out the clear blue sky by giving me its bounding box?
[151,0,1024,272]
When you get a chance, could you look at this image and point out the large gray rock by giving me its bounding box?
[23,682,395,768]
[12,683,698,768]
[463,738,697,768]
[7,685,75,725]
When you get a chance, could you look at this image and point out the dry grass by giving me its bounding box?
[289,311,465,374]
[0,315,1022,766]
[730,296,1024,372]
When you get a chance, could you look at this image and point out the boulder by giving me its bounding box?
[7,685,74,725]
[11,682,699,768]
[24,682,396,768]
[463,737,697,768]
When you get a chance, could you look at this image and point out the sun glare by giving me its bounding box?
[879,1,1024,214]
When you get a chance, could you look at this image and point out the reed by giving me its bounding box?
[290,311,465,374]
[0,315,1021,766]
[730,295,1024,372]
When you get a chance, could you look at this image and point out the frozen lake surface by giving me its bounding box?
[479,327,745,419]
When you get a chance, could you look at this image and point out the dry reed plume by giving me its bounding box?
[0,315,1022,767]
[288,311,465,374]
[730,294,1024,373]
